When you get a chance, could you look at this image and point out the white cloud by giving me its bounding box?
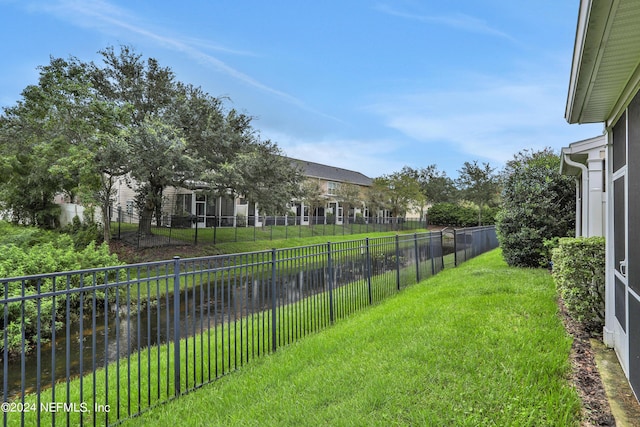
[262,129,406,178]
[367,75,603,165]
[375,3,515,41]
[28,0,308,107]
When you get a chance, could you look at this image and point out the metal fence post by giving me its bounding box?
[2,282,8,421]
[117,206,122,240]
[440,230,445,270]
[327,242,334,323]
[430,232,435,276]
[414,233,420,283]
[395,234,401,291]
[365,237,372,305]
[173,256,181,396]
[254,219,257,241]
[454,229,458,267]
[271,248,277,352]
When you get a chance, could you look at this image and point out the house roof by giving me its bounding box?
[566,0,640,126]
[560,134,607,176]
[289,158,373,187]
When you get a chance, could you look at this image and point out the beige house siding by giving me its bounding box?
[56,158,378,228]
[292,159,373,225]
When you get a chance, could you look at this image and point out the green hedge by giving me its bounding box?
[427,203,496,227]
[551,237,605,334]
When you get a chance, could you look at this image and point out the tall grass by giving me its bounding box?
[127,249,581,426]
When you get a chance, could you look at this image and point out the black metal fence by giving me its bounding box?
[1,226,498,426]
[112,210,428,248]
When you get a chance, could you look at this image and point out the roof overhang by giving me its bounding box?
[566,0,640,126]
[182,180,211,190]
[560,134,607,176]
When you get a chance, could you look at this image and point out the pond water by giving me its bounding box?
[2,241,449,399]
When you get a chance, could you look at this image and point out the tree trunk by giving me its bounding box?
[99,175,116,244]
[139,211,153,235]
[154,185,163,227]
[102,203,111,243]
[139,198,155,236]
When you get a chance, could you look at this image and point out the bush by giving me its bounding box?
[427,203,495,227]
[496,149,576,267]
[551,237,605,334]
[62,215,102,248]
[0,223,122,356]
[0,221,56,247]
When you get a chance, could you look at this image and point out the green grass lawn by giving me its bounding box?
[123,249,581,427]
[211,229,424,255]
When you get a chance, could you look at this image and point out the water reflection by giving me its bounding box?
[2,240,450,399]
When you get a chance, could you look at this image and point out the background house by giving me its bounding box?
[111,158,374,228]
[565,0,640,400]
[291,158,373,225]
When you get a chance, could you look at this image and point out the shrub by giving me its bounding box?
[0,224,122,356]
[0,221,55,247]
[427,203,495,227]
[496,149,576,267]
[62,215,102,248]
[551,237,605,334]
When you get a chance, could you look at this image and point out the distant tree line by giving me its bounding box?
[370,161,501,227]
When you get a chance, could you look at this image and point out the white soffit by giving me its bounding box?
[566,0,640,125]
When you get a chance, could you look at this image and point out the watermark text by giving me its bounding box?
[1,401,110,414]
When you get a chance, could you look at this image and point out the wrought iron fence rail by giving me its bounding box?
[1,226,498,426]
[112,212,431,248]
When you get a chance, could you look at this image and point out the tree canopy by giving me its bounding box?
[416,164,457,204]
[0,46,303,240]
[456,160,500,226]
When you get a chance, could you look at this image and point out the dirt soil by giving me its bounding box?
[109,240,222,264]
[559,299,617,426]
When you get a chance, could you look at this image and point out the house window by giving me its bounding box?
[327,182,339,195]
[176,194,193,215]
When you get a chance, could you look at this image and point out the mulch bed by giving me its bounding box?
[558,299,617,426]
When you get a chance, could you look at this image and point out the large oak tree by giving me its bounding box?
[0,46,303,241]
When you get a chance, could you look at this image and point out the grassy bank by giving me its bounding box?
[126,249,581,426]
[110,230,443,301]
[111,221,428,252]
[111,228,433,264]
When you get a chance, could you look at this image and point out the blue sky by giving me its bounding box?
[0,0,602,178]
